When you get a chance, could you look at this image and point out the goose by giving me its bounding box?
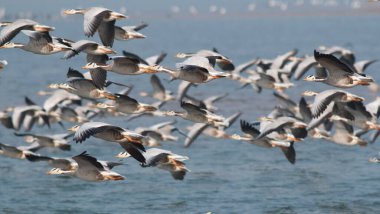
[0,19,54,46]
[14,132,72,151]
[304,50,373,88]
[176,49,235,71]
[0,31,72,55]
[96,93,157,114]
[68,122,146,163]
[329,100,380,131]
[82,55,160,75]
[134,120,183,147]
[0,142,49,161]
[231,120,296,164]
[47,151,124,181]
[164,102,229,128]
[303,89,364,118]
[48,76,117,100]
[156,56,229,83]
[313,121,367,147]
[63,7,127,47]
[254,116,307,141]
[114,22,148,41]
[44,156,123,172]
[62,40,115,59]
[116,148,189,180]
[68,122,145,144]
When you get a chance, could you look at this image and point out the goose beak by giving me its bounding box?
[115,152,131,158]
[115,14,128,19]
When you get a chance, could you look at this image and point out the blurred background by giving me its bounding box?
[0,1,380,213]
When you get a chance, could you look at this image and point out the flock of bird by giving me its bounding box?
[1,6,380,182]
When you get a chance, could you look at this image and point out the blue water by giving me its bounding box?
[1,2,380,214]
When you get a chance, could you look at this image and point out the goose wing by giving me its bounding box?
[184,123,209,147]
[0,19,37,46]
[73,122,124,143]
[84,7,110,37]
[255,117,296,139]
[97,20,115,47]
[311,90,346,118]
[314,50,356,76]
[240,120,260,138]
[73,151,105,171]
[63,40,97,59]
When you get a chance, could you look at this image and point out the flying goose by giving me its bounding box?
[114,22,148,41]
[62,40,115,60]
[14,132,72,151]
[164,102,229,128]
[0,31,72,55]
[304,50,373,88]
[47,151,125,181]
[157,56,229,83]
[134,120,183,147]
[176,49,235,71]
[82,55,160,75]
[68,122,146,163]
[48,72,117,100]
[313,121,367,146]
[0,19,54,46]
[0,142,49,161]
[96,93,157,115]
[303,89,364,118]
[231,120,296,164]
[63,7,127,47]
[255,116,307,141]
[116,148,189,180]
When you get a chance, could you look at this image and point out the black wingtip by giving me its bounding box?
[313,49,320,59]
[281,142,296,164]
[78,151,87,156]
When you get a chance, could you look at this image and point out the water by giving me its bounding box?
[1,3,380,214]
